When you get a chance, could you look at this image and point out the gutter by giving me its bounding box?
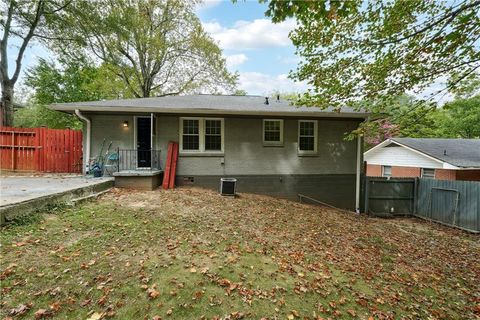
[355,134,362,213]
[74,109,91,174]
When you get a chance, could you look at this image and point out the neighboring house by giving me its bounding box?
[364,138,480,181]
[50,95,368,209]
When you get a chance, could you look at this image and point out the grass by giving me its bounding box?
[1,187,479,319]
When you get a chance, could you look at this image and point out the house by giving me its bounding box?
[50,95,368,209]
[364,138,480,181]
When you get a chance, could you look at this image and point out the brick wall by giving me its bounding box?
[366,164,382,176]
[435,169,456,180]
[391,166,421,178]
[367,164,421,177]
[367,165,480,181]
[455,169,480,181]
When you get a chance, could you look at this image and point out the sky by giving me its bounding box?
[8,0,306,97]
[7,0,453,101]
[196,0,307,95]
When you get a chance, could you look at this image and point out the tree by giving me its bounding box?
[52,0,237,98]
[436,95,480,138]
[357,96,440,147]
[0,0,69,126]
[14,58,127,129]
[263,0,480,109]
[233,89,247,96]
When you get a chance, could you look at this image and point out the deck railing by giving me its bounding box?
[116,149,162,171]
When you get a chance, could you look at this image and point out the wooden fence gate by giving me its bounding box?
[0,126,82,173]
[364,177,480,232]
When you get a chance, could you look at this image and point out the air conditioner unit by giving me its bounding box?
[220,178,237,196]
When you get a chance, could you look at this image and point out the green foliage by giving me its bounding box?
[14,58,127,129]
[356,94,480,147]
[14,103,81,129]
[50,0,237,98]
[25,58,116,104]
[233,89,247,96]
[0,0,70,126]
[353,96,438,146]
[448,72,480,99]
[263,0,480,109]
[436,95,480,138]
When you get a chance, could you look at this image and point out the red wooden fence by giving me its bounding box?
[0,127,83,173]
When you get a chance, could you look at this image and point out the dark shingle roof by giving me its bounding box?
[50,94,368,118]
[391,138,480,168]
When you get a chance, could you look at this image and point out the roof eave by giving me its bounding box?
[50,105,369,119]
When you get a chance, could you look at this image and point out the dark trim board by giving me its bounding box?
[175,174,356,210]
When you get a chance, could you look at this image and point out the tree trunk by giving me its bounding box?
[1,80,14,127]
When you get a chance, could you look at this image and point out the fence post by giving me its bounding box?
[413,177,418,215]
[364,177,370,215]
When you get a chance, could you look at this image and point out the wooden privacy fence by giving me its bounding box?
[0,126,82,173]
[364,177,480,232]
[416,178,480,233]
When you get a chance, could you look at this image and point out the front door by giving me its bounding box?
[136,117,151,168]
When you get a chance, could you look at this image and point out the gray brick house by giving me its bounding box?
[51,95,367,210]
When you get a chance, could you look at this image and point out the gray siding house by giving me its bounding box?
[51,95,367,210]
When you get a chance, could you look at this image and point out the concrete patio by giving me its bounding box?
[0,175,114,224]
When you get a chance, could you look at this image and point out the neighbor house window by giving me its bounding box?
[421,168,435,179]
[298,120,317,154]
[263,119,283,146]
[179,117,224,153]
[382,166,392,177]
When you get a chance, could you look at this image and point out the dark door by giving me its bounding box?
[137,117,151,168]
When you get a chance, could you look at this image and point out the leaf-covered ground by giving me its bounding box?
[1,187,479,320]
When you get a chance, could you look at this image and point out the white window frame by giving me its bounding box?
[262,119,284,146]
[382,165,392,177]
[179,117,224,153]
[298,120,318,155]
[421,168,435,179]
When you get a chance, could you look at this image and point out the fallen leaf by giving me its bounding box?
[34,309,50,319]
[9,303,31,316]
[81,299,92,307]
[147,288,160,299]
[87,312,103,320]
[49,301,61,312]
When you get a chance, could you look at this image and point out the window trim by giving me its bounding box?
[179,117,224,154]
[297,120,318,155]
[262,119,284,146]
[421,168,435,179]
[382,165,392,177]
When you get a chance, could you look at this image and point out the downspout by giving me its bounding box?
[75,109,91,175]
[355,134,362,213]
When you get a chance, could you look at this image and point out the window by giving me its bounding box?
[298,120,317,154]
[182,119,200,150]
[179,117,224,153]
[382,166,392,177]
[205,119,222,151]
[263,119,283,146]
[421,168,435,179]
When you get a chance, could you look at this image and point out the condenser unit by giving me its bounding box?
[220,178,237,196]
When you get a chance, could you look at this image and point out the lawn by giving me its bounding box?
[1,187,479,320]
